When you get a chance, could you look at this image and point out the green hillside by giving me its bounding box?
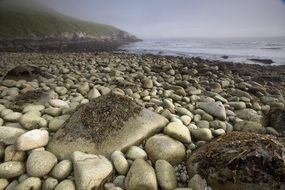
[0,6,127,38]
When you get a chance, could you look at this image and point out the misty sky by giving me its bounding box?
[23,0,285,38]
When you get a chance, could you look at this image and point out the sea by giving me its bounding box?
[119,37,285,65]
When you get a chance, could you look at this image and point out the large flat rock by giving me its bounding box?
[47,94,168,159]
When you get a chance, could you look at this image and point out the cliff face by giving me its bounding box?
[0,6,141,52]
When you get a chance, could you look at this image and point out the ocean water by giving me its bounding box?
[119,37,285,65]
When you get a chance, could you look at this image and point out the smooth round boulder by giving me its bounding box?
[126,146,147,160]
[50,160,72,180]
[145,134,185,165]
[0,161,25,178]
[111,151,129,175]
[125,159,158,190]
[163,122,191,143]
[155,160,177,190]
[26,150,58,177]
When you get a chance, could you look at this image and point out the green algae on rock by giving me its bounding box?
[47,93,168,159]
[187,132,285,190]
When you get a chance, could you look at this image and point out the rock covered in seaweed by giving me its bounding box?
[187,132,285,190]
[47,93,168,159]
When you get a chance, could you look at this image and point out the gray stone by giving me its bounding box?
[145,134,185,165]
[188,174,207,190]
[54,180,76,190]
[155,160,177,190]
[26,150,58,177]
[3,112,22,122]
[228,102,246,110]
[143,78,153,89]
[19,112,47,130]
[4,145,26,161]
[191,128,213,142]
[234,121,266,134]
[23,105,45,113]
[72,151,113,190]
[111,151,129,175]
[126,146,147,160]
[15,177,42,190]
[163,122,191,143]
[113,175,125,189]
[125,159,158,190]
[42,177,58,190]
[50,160,72,180]
[0,178,9,190]
[196,101,226,120]
[48,115,70,132]
[0,161,25,178]
[88,88,101,100]
[0,126,26,145]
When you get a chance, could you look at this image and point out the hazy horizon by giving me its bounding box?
[1,0,285,39]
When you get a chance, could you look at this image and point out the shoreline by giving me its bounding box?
[0,51,285,189]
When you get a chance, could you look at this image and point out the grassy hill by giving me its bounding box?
[0,6,129,39]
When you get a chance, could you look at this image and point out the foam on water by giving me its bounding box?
[119,37,285,65]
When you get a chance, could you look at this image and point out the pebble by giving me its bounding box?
[26,150,58,177]
[180,115,192,125]
[4,145,26,161]
[0,161,25,178]
[50,160,72,180]
[42,177,58,190]
[0,178,9,190]
[3,112,22,122]
[125,159,158,190]
[54,180,76,190]
[48,115,70,132]
[145,134,185,165]
[191,128,213,142]
[0,126,26,145]
[19,112,47,130]
[15,129,49,151]
[49,99,69,108]
[23,105,45,113]
[72,151,113,190]
[196,101,226,120]
[111,151,129,175]
[155,160,177,190]
[15,177,42,190]
[126,146,148,160]
[163,122,191,143]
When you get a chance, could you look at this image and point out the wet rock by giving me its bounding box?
[187,132,285,190]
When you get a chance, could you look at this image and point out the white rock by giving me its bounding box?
[49,99,69,108]
[163,122,191,143]
[15,129,49,151]
[72,151,113,190]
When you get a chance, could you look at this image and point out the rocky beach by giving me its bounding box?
[0,51,285,190]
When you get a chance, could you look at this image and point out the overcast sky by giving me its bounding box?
[16,0,285,39]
